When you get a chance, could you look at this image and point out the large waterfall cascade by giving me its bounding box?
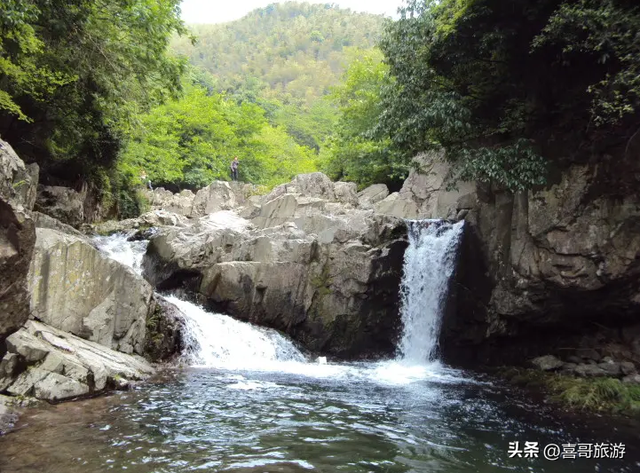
[94,216,465,379]
[397,219,465,363]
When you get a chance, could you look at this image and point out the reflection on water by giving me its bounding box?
[1,364,639,473]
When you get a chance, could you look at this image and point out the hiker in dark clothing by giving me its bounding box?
[230,156,239,181]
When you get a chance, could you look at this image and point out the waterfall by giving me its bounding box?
[93,233,306,370]
[166,296,306,369]
[93,217,464,373]
[397,219,464,363]
[94,233,147,276]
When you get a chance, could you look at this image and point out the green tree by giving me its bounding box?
[171,2,386,150]
[0,0,189,181]
[119,82,318,190]
[321,49,404,188]
[379,0,640,191]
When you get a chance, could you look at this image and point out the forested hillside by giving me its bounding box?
[322,0,640,192]
[171,2,386,149]
[0,1,386,218]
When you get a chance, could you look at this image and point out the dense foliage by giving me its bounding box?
[171,2,386,150]
[119,81,316,190]
[0,0,187,182]
[388,0,640,190]
[324,0,640,191]
[320,49,404,189]
[4,0,638,219]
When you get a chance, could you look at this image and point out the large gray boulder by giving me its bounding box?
[29,228,153,355]
[374,151,476,220]
[0,320,153,402]
[358,183,389,207]
[265,172,337,202]
[143,211,250,287]
[0,140,39,211]
[145,205,407,358]
[190,181,251,217]
[35,185,86,228]
[198,228,407,358]
[144,295,186,362]
[374,192,419,219]
[0,140,37,350]
[145,188,195,216]
[32,211,86,238]
[395,150,640,365]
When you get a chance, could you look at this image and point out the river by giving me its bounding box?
[0,222,638,472]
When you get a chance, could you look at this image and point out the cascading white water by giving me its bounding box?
[94,233,148,276]
[398,219,464,363]
[92,223,307,372]
[166,295,307,369]
[92,215,466,382]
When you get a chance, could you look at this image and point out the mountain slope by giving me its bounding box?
[172,2,386,106]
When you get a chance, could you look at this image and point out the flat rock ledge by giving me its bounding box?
[0,320,154,402]
[530,354,639,384]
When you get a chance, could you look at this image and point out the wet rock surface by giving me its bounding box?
[143,296,186,362]
[380,151,640,366]
[0,140,37,351]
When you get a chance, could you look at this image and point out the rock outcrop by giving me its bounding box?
[383,151,640,365]
[358,183,389,208]
[35,185,87,228]
[29,228,153,355]
[144,296,186,362]
[0,140,37,351]
[0,320,153,402]
[143,174,408,358]
[145,188,196,216]
[144,181,257,218]
[92,209,189,236]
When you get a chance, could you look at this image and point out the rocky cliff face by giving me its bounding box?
[0,141,178,405]
[378,151,640,365]
[29,228,154,355]
[142,173,407,359]
[0,140,38,355]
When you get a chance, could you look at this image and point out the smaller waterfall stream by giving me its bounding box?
[398,219,464,363]
[167,295,307,369]
[94,234,147,275]
[94,232,310,370]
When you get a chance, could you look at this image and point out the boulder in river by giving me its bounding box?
[0,320,153,402]
[29,227,153,355]
[143,175,409,359]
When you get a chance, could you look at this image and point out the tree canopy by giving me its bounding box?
[381,0,640,190]
[323,0,640,191]
[119,80,317,191]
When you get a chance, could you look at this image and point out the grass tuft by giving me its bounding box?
[498,367,640,415]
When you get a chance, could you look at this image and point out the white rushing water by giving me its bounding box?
[94,233,148,276]
[166,295,307,370]
[398,219,464,363]
[93,218,466,385]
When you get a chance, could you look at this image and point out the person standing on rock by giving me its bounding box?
[230,157,239,182]
[140,170,153,190]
